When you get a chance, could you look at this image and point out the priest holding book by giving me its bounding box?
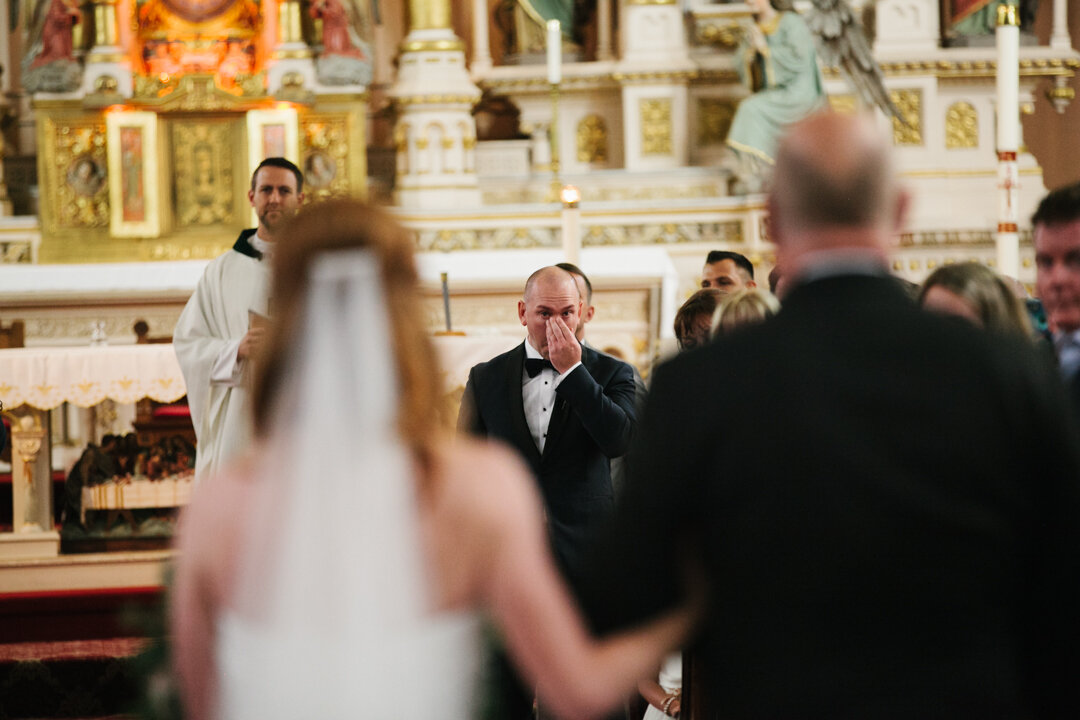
[174,158,304,483]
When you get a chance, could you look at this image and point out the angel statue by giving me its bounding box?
[310,0,373,86]
[21,0,83,93]
[723,0,901,194]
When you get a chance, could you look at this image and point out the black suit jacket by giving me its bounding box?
[578,274,1080,718]
[459,341,638,574]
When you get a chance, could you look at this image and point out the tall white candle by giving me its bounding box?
[996,4,1020,279]
[547,20,562,84]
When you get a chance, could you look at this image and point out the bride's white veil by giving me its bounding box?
[218,249,479,718]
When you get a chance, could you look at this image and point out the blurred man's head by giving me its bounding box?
[702,250,756,294]
[556,262,595,341]
[768,112,908,279]
[1033,182,1080,333]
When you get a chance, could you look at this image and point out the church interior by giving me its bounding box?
[1,0,1079,714]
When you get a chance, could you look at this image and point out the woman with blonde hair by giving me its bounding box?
[918,262,1031,335]
[710,288,781,338]
[171,200,695,720]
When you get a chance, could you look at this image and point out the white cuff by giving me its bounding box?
[210,338,245,386]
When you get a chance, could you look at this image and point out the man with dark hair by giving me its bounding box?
[701,249,756,293]
[174,158,304,482]
[1034,181,1080,419]
[578,112,1080,717]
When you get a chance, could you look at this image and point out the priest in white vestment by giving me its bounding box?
[174,158,305,483]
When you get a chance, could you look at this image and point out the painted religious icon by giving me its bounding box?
[66,156,106,197]
[262,124,286,159]
[304,152,337,189]
[120,127,146,223]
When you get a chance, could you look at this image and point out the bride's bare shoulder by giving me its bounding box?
[435,437,541,532]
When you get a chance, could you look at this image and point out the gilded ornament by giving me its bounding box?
[172,121,236,227]
[640,98,673,156]
[576,115,608,164]
[46,118,110,230]
[302,113,352,199]
[945,101,978,149]
[889,89,922,146]
[696,98,736,145]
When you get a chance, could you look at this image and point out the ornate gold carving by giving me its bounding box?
[400,38,465,53]
[172,121,236,227]
[696,98,736,145]
[577,115,608,164]
[640,98,672,155]
[818,58,1079,80]
[394,94,480,106]
[695,20,746,49]
[302,113,352,199]
[147,242,231,260]
[614,70,698,84]
[46,118,110,229]
[415,137,430,150]
[890,89,922,146]
[945,101,978,149]
[134,73,265,111]
[828,94,857,114]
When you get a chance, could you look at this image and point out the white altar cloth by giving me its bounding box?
[0,345,186,410]
[0,337,523,413]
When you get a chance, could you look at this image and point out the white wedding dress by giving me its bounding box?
[212,252,484,719]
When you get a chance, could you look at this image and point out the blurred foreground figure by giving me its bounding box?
[578,112,1080,719]
[171,201,693,720]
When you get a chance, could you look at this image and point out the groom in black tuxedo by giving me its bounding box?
[459,265,638,577]
[578,112,1080,718]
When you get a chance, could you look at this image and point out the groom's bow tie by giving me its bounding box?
[525,358,556,378]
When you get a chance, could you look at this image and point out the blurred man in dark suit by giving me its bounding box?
[1034,181,1080,421]
[578,112,1080,719]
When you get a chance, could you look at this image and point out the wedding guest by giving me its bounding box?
[919,262,1030,335]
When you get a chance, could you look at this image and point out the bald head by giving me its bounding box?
[524,266,581,302]
[770,112,900,240]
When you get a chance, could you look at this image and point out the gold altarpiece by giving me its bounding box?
[34,0,368,263]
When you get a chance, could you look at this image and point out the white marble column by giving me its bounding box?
[392,0,482,208]
[471,0,493,73]
[0,412,60,559]
[596,0,614,61]
[1050,0,1071,50]
[81,0,133,97]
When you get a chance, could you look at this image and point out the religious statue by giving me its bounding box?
[723,0,901,194]
[723,0,826,193]
[310,0,372,86]
[498,0,591,62]
[22,0,83,93]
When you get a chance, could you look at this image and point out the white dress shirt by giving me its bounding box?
[522,339,581,453]
[1055,329,1080,381]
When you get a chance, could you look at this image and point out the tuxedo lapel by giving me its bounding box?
[506,343,542,466]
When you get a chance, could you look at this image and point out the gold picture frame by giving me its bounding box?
[246,107,300,224]
[106,111,162,238]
